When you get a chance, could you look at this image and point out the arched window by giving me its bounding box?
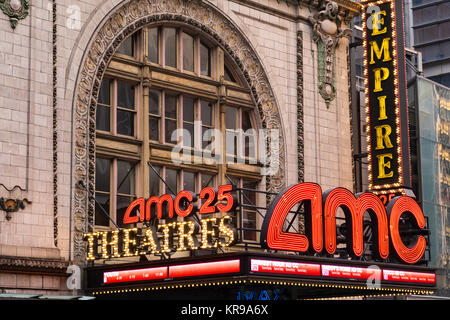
[94,25,261,241]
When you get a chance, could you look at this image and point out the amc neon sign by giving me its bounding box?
[261,183,427,265]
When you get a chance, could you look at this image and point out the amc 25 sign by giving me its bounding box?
[85,183,428,265]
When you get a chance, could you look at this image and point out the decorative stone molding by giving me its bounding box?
[72,0,287,260]
[0,256,68,274]
[297,30,304,183]
[0,0,29,29]
[309,1,351,107]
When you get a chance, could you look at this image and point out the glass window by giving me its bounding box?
[149,165,161,196]
[96,79,111,132]
[149,90,161,141]
[183,97,195,148]
[243,180,258,241]
[117,81,135,136]
[224,64,236,82]
[201,173,215,188]
[201,100,214,149]
[165,27,177,68]
[183,171,195,192]
[165,168,178,194]
[116,34,134,56]
[200,42,211,76]
[165,93,178,144]
[117,160,136,228]
[95,158,111,227]
[148,27,159,64]
[182,32,194,72]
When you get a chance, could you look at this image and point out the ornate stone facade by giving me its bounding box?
[0,0,360,295]
[72,0,289,259]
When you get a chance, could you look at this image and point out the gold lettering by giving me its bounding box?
[371,10,387,36]
[377,96,388,120]
[370,38,391,64]
[373,67,389,92]
[377,153,394,179]
[100,230,120,259]
[177,221,198,251]
[201,218,218,249]
[122,228,138,257]
[375,124,394,150]
[139,227,159,254]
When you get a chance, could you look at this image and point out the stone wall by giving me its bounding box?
[0,0,359,294]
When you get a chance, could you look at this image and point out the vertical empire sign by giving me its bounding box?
[362,0,412,195]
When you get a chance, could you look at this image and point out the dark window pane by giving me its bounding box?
[201,101,213,126]
[224,65,236,82]
[117,109,134,136]
[182,32,194,72]
[117,81,135,110]
[243,181,257,204]
[226,130,238,157]
[149,90,160,114]
[95,193,110,227]
[116,35,134,56]
[96,105,110,132]
[117,160,135,195]
[165,28,177,68]
[165,93,177,119]
[201,173,214,188]
[202,126,213,150]
[200,42,211,76]
[117,195,135,228]
[225,107,237,130]
[183,97,194,122]
[183,171,195,192]
[165,119,178,143]
[96,158,110,192]
[98,79,110,105]
[166,168,178,194]
[242,110,252,131]
[148,28,159,63]
[149,165,161,196]
[183,122,194,148]
[149,117,160,141]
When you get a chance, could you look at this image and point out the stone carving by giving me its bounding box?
[73,0,286,260]
[309,1,351,108]
[0,0,29,29]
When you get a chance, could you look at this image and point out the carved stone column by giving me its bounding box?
[309,1,351,108]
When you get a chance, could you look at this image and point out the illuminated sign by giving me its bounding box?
[250,259,321,276]
[261,183,427,264]
[85,183,428,265]
[102,260,241,284]
[362,0,412,194]
[84,215,236,261]
[99,257,436,286]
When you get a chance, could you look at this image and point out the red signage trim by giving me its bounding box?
[103,266,168,284]
[168,260,241,278]
[250,259,321,277]
[383,269,436,284]
[321,264,382,280]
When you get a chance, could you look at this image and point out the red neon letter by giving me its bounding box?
[261,183,323,253]
[146,194,175,220]
[387,196,427,264]
[123,198,145,224]
[323,188,389,259]
[216,184,235,213]
[174,191,196,218]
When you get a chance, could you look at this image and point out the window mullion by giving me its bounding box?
[111,158,118,228]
